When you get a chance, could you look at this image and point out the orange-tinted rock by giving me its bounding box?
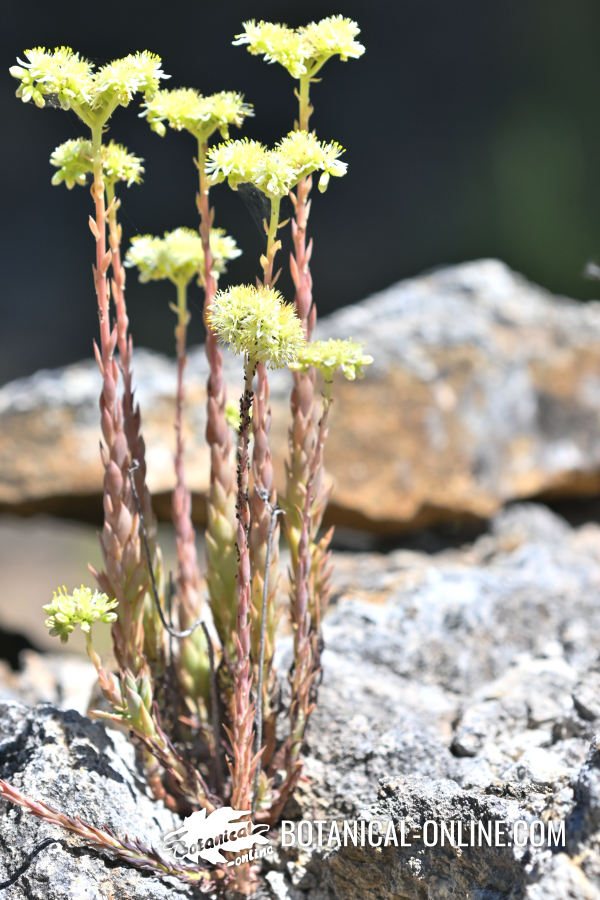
[3,259,600,532]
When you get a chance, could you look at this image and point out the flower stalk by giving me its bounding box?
[13,30,370,895]
[141,88,252,685]
[88,123,148,677]
[208,284,305,888]
[104,179,165,686]
[0,780,215,888]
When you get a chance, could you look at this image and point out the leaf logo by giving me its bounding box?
[163,806,270,866]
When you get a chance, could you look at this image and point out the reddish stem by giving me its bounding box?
[290,175,315,337]
[172,294,201,623]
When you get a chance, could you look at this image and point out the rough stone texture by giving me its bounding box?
[0,703,198,899]
[267,503,600,898]
[4,504,600,897]
[4,260,600,530]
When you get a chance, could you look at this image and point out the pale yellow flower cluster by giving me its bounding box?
[125,227,240,286]
[290,338,374,381]
[142,87,253,141]
[278,131,346,193]
[43,585,118,644]
[208,285,305,369]
[233,16,365,78]
[206,131,345,197]
[10,47,168,122]
[50,139,144,189]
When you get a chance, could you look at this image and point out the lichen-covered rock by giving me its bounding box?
[0,702,198,899]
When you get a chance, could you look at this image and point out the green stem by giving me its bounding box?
[85,629,102,672]
[298,58,329,132]
[176,280,188,351]
[105,180,115,210]
[267,197,281,256]
[263,195,281,287]
[197,136,215,301]
[298,74,311,132]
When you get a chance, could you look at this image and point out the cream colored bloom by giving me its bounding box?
[93,52,167,107]
[250,150,297,197]
[208,285,305,368]
[233,21,309,78]
[277,131,346,192]
[11,46,93,110]
[43,585,118,644]
[205,138,266,190]
[289,338,373,381]
[50,139,92,189]
[50,139,144,189]
[102,142,144,186]
[299,16,365,62]
[125,227,240,285]
[10,47,168,123]
[206,132,346,197]
[233,17,364,77]
[142,87,253,140]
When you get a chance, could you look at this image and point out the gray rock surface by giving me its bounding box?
[268,503,600,898]
[4,260,600,530]
[4,503,600,898]
[0,702,197,899]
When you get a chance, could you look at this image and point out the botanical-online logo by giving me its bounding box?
[163,807,271,866]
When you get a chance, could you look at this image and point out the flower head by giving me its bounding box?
[233,17,364,77]
[142,87,253,140]
[206,132,346,197]
[205,138,266,190]
[250,149,297,197]
[10,47,168,124]
[277,131,346,192]
[125,227,240,285]
[102,142,144,186]
[50,138,92,189]
[299,16,365,62]
[93,52,167,107]
[10,47,93,110]
[43,585,118,644]
[233,21,309,78]
[208,285,305,368]
[289,338,373,381]
[50,139,144,189]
